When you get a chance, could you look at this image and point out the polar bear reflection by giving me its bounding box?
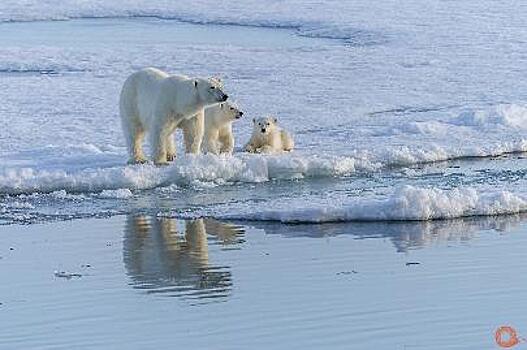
[123,215,244,302]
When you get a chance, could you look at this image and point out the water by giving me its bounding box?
[1,214,527,349]
[0,18,319,49]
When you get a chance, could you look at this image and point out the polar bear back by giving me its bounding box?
[120,68,194,128]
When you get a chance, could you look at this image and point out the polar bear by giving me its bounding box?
[123,215,241,295]
[244,116,294,153]
[119,67,228,165]
[178,102,243,155]
[170,77,225,156]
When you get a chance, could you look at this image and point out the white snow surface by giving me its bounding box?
[222,186,527,223]
[1,1,527,222]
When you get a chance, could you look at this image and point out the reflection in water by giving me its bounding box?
[123,215,244,303]
[243,214,527,253]
[122,212,525,304]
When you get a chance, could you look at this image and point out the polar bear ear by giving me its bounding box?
[273,117,278,123]
[252,118,256,124]
[210,76,224,89]
[194,80,198,88]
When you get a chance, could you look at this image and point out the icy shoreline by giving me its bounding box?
[1,12,526,224]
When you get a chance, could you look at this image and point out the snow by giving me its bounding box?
[0,1,526,223]
[222,185,527,222]
[0,153,363,195]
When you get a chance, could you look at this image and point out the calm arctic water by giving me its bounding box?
[2,214,527,349]
[1,1,527,348]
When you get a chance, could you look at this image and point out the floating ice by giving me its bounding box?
[96,189,133,199]
[0,153,363,195]
[54,270,82,279]
[222,186,527,223]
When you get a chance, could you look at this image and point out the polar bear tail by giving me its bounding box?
[281,130,294,152]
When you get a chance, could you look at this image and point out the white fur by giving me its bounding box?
[191,102,243,154]
[244,116,294,154]
[119,67,228,165]
[176,80,242,156]
[171,108,205,156]
[179,102,243,155]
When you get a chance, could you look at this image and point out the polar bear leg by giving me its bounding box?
[182,110,204,154]
[204,130,221,155]
[132,127,147,162]
[181,118,193,153]
[218,126,234,154]
[151,121,172,166]
[258,145,275,153]
[120,97,148,164]
[270,132,286,153]
[244,140,257,153]
[281,130,294,151]
[122,121,147,164]
[166,135,177,162]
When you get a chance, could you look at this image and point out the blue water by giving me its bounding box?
[2,214,527,349]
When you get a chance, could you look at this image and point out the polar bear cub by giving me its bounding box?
[202,102,244,154]
[178,102,243,155]
[119,67,228,165]
[244,116,294,153]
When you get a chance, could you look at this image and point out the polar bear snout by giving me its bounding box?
[212,90,228,102]
[204,80,229,104]
[236,111,244,119]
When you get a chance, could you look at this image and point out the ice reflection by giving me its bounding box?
[244,214,526,252]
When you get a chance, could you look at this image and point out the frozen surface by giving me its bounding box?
[0,1,527,223]
[224,185,527,223]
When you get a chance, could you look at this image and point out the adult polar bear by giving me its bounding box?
[119,67,228,165]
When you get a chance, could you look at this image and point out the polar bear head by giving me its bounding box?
[217,102,244,121]
[206,102,243,125]
[194,77,228,104]
[252,116,278,135]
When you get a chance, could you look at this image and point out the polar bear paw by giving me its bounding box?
[154,160,169,166]
[128,156,148,165]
